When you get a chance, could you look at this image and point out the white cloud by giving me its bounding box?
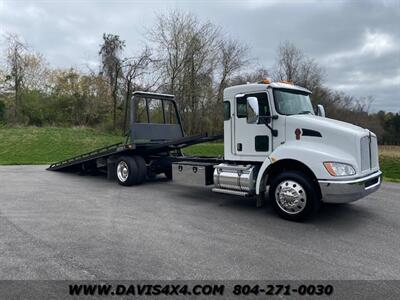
[233,0,322,9]
[66,35,98,48]
[332,73,400,91]
[361,30,396,56]
[380,73,400,87]
[331,83,359,91]
[25,5,45,18]
[322,29,397,66]
[244,0,281,8]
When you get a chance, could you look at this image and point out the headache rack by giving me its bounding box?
[47,91,222,173]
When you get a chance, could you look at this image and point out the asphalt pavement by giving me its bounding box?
[0,165,399,280]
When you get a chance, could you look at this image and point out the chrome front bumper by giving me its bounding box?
[318,171,382,203]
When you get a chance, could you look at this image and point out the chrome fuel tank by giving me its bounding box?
[213,163,259,194]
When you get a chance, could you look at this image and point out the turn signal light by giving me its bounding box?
[323,162,337,176]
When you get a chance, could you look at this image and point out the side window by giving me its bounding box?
[236,97,247,118]
[224,101,231,120]
[148,99,164,123]
[164,100,178,124]
[135,99,179,124]
[257,93,270,117]
[135,99,148,123]
[236,93,270,119]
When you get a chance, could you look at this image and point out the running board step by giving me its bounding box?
[212,188,251,197]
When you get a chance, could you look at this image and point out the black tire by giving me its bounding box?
[133,155,147,185]
[116,156,139,186]
[269,171,321,221]
[164,166,172,180]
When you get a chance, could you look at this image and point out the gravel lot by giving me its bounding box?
[0,165,399,280]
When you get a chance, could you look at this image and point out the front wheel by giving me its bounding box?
[269,171,321,221]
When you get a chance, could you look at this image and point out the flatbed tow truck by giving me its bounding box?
[48,82,382,221]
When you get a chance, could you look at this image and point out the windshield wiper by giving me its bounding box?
[298,111,312,115]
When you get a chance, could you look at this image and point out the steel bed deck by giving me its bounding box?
[47,134,223,171]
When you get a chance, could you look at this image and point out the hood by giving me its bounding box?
[284,114,376,175]
[287,115,370,138]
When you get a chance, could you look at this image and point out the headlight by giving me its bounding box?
[323,162,356,176]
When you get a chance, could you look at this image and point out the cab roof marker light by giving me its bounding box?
[258,79,270,84]
[280,80,294,84]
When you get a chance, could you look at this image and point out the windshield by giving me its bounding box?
[273,88,314,115]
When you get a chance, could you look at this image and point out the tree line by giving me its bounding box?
[0,11,398,143]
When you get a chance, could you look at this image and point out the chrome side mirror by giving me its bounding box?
[246,97,259,124]
[317,104,325,117]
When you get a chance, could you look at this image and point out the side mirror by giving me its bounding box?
[246,97,259,124]
[317,104,325,117]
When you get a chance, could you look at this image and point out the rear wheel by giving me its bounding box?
[116,156,139,186]
[269,171,320,221]
[133,155,147,184]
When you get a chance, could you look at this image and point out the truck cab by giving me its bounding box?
[213,80,381,220]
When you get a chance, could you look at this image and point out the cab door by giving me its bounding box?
[233,92,272,162]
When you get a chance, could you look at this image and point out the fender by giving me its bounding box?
[255,141,357,195]
[255,156,272,195]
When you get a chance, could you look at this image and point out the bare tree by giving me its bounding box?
[208,38,248,133]
[149,11,227,134]
[228,68,269,86]
[0,67,8,94]
[121,48,152,133]
[273,41,324,91]
[99,33,126,129]
[22,52,49,91]
[149,11,193,96]
[4,33,29,123]
[273,42,302,83]
[216,38,248,102]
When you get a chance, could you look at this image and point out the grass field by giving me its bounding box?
[0,127,123,165]
[0,127,399,182]
[379,145,400,183]
[183,143,224,157]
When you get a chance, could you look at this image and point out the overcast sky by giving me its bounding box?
[0,0,399,112]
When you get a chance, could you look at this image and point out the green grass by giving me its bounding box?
[0,127,399,183]
[183,143,224,157]
[379,146,400,183]
[0,127,123,165]
[380,156,400,183]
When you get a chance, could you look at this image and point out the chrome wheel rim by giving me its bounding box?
[117,161,129,182]
[275,180,307,214]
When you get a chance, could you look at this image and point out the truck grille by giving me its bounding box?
[360,134,378,172]
[370,136,378,169]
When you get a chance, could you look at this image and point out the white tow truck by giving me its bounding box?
[49,80,382,221]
